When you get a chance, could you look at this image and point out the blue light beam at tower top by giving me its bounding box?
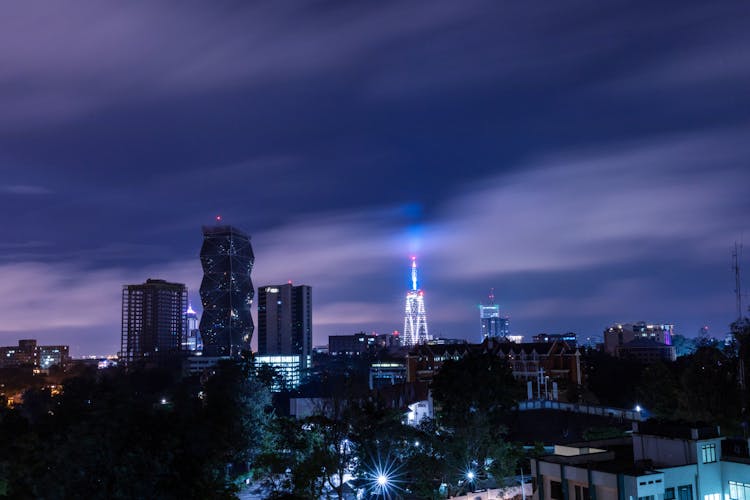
[411,256,418,291]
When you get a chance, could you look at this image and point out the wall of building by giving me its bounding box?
[633,434,698,467]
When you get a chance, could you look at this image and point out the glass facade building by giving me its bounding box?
[199,225,254,357]
[480,291,510,340]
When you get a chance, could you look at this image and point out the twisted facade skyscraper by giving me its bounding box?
[403,257,429,346]
[199,224,254,356]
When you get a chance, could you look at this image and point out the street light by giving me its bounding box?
[368,453,402,498]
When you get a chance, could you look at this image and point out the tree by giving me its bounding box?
[202,356,274,480]
[0,359,273,499]
[584,351,644,408]
[636,361,679,419]
[430,352,521,493]
[431,352,518,429]
[677,346,738,423]
[671,334,697,357]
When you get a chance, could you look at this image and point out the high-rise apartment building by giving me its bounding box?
[199,224,254,357]
[403,257,429,346]
[257,283,312,369]
[121,279,187,366]
[479,289,510,340]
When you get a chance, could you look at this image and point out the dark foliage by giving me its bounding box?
[0,359,272,499]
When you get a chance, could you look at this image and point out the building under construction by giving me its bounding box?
[120,278,187,367]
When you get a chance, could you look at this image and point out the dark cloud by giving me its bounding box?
[1,1,749,354]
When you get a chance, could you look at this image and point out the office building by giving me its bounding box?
[199,224,255,357]
[121,279,187,366]
[604,322,673,355]
[479,288,510,340]
[403,257,429,346]
[254,354,303,390]
[257,283,312,370]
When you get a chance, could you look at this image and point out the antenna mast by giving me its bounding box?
[734,242,743,321]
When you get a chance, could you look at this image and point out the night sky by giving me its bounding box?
[2,1,749,356]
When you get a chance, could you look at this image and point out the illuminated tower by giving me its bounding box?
[199,224,254,357]
[403,257,429,346]
[182,303,203,352]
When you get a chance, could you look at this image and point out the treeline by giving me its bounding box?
[584,321,750,431]
[0,358,270,499]
[0,352,526,499]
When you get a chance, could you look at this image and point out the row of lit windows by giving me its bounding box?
[730,481,750,500]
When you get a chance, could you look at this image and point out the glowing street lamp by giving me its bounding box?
[367,454,402,498]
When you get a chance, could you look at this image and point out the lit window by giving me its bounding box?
[701,443,716,463]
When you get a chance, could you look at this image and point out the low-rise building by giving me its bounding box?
[533,333,577,346]
[531,421,750,500]
[369,361,407,389]
[0,339,70,370]
[328,332,397,356]
[616,338,676,363]
[407,337,582,386]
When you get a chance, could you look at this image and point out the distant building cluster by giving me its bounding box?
[0,339,70,370]
[117,223,314,391]
[108,220,691,408]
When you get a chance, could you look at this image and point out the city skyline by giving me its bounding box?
[1,2,750,355]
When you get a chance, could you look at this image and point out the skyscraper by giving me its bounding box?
[480,288,510,340]
[199,224,254,357]
[403,257,429,346]
[257,283,312,369]
[121,279,188,366]
[182,303,202,352]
